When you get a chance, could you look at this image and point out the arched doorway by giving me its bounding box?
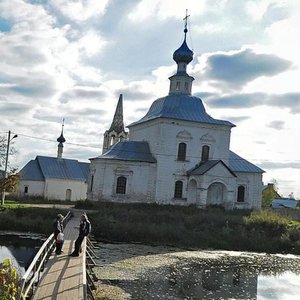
[66,189,72,201]
[187,179,197,204]
[207,182,226,205]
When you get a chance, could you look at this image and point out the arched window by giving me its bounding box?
[110,135,116,146]
[174,181,183,198]
[237,186,245,202]
[116,176,127,194]
[177,142,187,161]
[89,175,94,192]
[201,145,210,162]
[185,82,189,91]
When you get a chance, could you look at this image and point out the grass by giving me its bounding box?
[0,206,70,235]
[73,201,300,254]
[2,198,300,254]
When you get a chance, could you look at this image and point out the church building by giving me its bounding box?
[87,23,264,209]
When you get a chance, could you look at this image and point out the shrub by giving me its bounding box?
[0,259,19,300]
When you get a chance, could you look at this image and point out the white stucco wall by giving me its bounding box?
[88,159,157,203]
[44,178,87,201]
[17,180,45,197]
[129,118,232,204]
[234,172,263,209]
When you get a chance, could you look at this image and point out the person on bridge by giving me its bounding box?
[53,214,64,255]
[69,213,91,257]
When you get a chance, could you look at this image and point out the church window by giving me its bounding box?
[110,135,116,146]
[174,181,183,198]
[90,175,94,192]
[201,145,209,162]
[237,186,245,202]
[185,82,189,91]
[24,186,28,194]
[116,176,127,194]
[177,142,187,161]
[176,82,180,90]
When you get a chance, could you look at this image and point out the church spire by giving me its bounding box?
[109,94,125,133]
[169,10,194,95]
[57,119,66,158]
[102,94,128,154]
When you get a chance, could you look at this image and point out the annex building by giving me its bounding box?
[17,126,89,201]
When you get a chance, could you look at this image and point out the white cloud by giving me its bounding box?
[49,0,110,22]
[128,0,205,21]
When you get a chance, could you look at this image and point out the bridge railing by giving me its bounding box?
[84,236,98,300]
[18,211,72,300]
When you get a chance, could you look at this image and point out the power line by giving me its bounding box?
[10,130,300,164]
[13,132,101,150]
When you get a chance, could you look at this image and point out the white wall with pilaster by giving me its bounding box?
[88,159,156,203]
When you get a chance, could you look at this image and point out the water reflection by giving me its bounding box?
[0,233,43,275]
[99,249,300,300]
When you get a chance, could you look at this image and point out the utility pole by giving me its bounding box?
[1,130,17,205]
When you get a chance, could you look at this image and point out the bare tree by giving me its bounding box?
[0,134,19,201]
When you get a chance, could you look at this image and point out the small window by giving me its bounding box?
[24,186,28,194]
[110,135,116,146]
[116,176,127,194]
[174,181,183,198]
[184,82,189,91]
[201,145,209,162]
[237,186,245,202]
[177,142,187,161]
[176,82,180,90]
[90,175,94,192]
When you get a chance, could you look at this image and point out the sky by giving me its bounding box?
[0,0,299,198]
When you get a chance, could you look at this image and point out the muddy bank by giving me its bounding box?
[93,243,300,300]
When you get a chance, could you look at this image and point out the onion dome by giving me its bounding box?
[173,37,193,64]
[57,133,65,144]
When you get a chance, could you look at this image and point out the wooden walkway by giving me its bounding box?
[32,211,86,300]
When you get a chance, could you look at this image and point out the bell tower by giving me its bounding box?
[102,94,128,154]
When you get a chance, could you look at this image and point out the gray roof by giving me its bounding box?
[91,141,157,163]
[187,160,236,177]
[20,156,89,181]
[229,151,264,173]
[128,94,235,127]
[271,198,298,208]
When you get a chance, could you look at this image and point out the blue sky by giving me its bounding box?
[0,0,299,197]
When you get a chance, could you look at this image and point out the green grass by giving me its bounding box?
[72,201,300,254]
[0,206,69,235]
[2,198,300,254]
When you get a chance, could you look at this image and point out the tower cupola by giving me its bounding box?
[169,11,194,95]
[57,119,66,158]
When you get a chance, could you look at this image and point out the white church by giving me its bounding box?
[87,23,264,209]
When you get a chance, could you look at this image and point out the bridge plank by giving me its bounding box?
[32,211,85,300]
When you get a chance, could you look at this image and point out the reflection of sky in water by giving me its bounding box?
[258,272,300,300]
[0,235,42,276]
[0,246,23,273]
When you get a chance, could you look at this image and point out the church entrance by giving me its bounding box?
[207,182,226,206]
[187,179,197,204]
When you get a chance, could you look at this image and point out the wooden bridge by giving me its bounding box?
[18,210,97,300]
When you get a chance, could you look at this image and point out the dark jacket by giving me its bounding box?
[79,219,91,237]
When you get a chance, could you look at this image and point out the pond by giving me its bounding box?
[0,232,43,276]
[93,243,300,300]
